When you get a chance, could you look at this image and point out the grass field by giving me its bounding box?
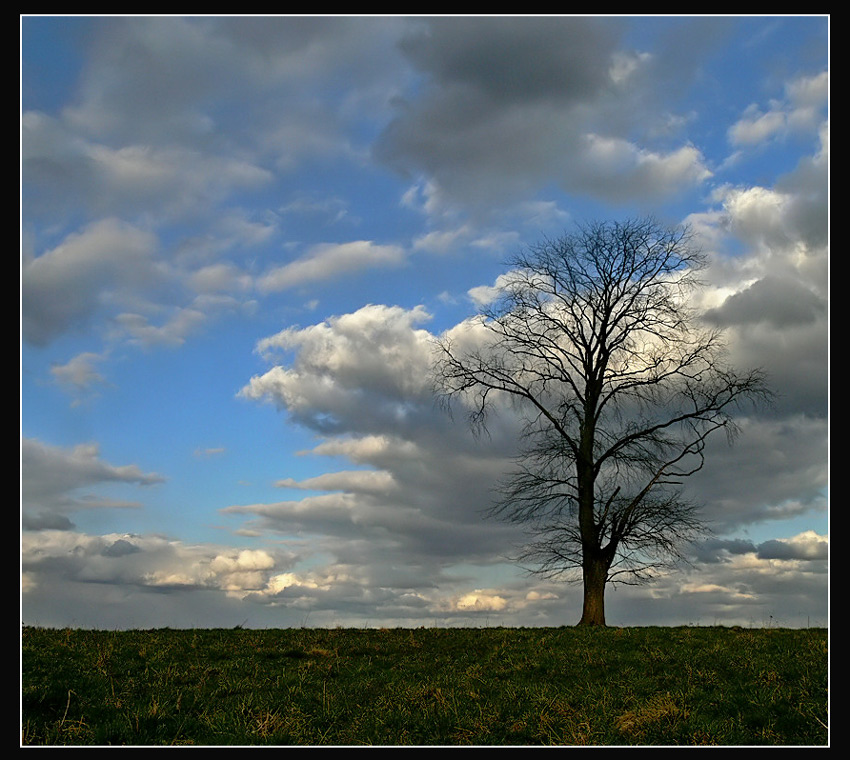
[21,625,828,746]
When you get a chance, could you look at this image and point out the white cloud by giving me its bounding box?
[194,446,226,458]
[608,50,653,86]
[679,582,757,601]
[50,351,109,396]
[23,111,272,222]
[243,304,436,427]
[304,434,421,465]
[50,16,410,181]
[210,211,280,250]
[728,106,788,146]
[91,143,273,216]
[257,241,406,293]
[20,522,827,629]
[112,306,207,348]
[467,271,528,307]
[275,469,397,494]
[412,226,471,254]
[602,528,828,627]
[232,264,826,621]
[786,70,829,107]
[728,70,827,147]
[189,263,253,295]
[22,219,159,346]
[513,200,570,228]
[209,549,278,594]
[452,590,508,612]
[576,136,712,200]
[22,531,286,600]
[230,304,527,593]
[690,119,827,423]
[108,291,250,349]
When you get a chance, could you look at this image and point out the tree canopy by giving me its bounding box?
[434,217,772,626]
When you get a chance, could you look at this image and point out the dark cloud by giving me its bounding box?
[374,17,711,212]
[689,537,758,564]
[689,533,829,565]
[683,416,827,533]
[397,17,620,106]
[757,534,828,561]
[21,438,164,530]
[22,513,75,532]
[704,275,826,329]
[102,538,143,557]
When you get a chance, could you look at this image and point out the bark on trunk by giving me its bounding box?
[578,557,608,626]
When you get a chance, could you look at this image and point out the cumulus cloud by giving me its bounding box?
[228,303,530,607]
[756,531,828,561]
[691,116,828,422]
[467,271,533,308]
[112,307,207,349]
[574,137,711,202]
[104,292,253,349]
[728,108,788,147]
[691,532,829,566]
[209,549,278,594]
[20,529,306,627]
[21,521,827,629]
[242,304,437,432]
[412,226,473,255]
[230,285,825,625]
[21,170,265,354]
[600,527,828,627]
[22,438,165,531]
[86,143,272,215]
[452,590,508,612]
[21,274,828,626]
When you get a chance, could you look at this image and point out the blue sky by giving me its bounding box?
[22,15,828,629]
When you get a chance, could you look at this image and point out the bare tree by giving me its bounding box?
[434,218,771,626]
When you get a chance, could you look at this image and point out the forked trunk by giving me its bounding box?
[578,557,608,626]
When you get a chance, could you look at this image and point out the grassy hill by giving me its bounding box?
[22,625,828,746]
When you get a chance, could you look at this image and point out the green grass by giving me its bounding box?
[21,625,828,746]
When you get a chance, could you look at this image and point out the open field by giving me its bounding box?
[22,625,828,746]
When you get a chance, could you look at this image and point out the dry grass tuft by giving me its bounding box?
[615,692,685,738]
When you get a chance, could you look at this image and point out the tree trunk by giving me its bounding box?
[578,556,608,626]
